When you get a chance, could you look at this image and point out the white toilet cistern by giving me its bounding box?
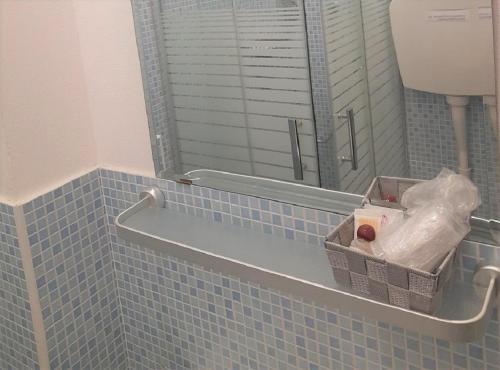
[390,0,496,178]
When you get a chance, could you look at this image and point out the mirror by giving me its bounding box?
[131,0,498,220]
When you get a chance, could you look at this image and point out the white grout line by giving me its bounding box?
[13,206,50,370]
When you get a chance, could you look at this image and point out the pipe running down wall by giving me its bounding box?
[446,96,471,177]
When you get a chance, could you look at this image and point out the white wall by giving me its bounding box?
[0,0,155,205]
[0,0,97,204]
[73,0,154,176]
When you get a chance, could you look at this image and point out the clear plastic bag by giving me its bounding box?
[372,168,480,271]
[372,205,469,271]
[401,168,481,218]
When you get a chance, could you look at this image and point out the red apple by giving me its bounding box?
[357,224,376,242]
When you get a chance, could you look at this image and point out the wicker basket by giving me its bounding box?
[363,176,422,209]
[324,215,456,314]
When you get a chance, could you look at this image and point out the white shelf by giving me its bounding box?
[115,188,500,342]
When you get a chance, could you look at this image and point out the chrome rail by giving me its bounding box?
[339,108,358,170]
[288,119,304,180]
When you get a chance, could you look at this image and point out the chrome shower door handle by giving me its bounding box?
[339,108,358,171]
[288,119,304,180]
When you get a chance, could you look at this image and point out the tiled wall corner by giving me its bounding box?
[0,203,39,369]
[100,168,346,369]
[21,170,127,369]
[131,0,180,175]
[304,0,339,189]
[1,168,500,369]
[101,168,500,370]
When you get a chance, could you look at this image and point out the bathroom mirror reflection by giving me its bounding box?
[132,0,498,220]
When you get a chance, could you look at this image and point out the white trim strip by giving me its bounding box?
[13,206,49,370]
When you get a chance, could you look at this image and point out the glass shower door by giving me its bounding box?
[322,0,376,193]
[161,0,319,186]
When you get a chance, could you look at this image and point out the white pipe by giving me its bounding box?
[446,95,470,177]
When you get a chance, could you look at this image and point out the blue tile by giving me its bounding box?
[285,229,294,240]
[305,317,314,328]
[329,337,340,349]
[232,291,241,301]
[282,205,292,216]
[352,321,363,333]
[354,345,365,358]
[422,357,436,370]
[327,312,337,324]
[213,212,222,223]
[36,276,46,289]
[394,347,405,360]
[407,338,419,352]
[340,329,351,341]
[296,336,305,348]
[241,208,250,219]
[294,219,305,231]
[366,337,378,350]
[259,199,270,211]
[469,344,483,360]
[381,355,392,368]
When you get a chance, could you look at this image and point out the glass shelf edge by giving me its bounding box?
[163,169,500,246]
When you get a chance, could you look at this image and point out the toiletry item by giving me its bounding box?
[350,238,374,255]
[353,205,403,236]
[373,204,468,271]
[350,207,402,255]
[372,169,480,272]
[401,168,480,217]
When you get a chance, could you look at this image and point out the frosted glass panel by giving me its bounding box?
[161,0,319,186]
[322,0,375,193]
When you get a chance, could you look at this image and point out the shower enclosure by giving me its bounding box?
[322,0,408,193]
[132,0,408,194]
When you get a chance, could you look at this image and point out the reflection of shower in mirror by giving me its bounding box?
[131,0,500,219]
[390,0,496,177]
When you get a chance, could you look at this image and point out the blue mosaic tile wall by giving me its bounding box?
[2,168,500,368]
[111,241,500,370]
[100,169,343,248]
[304,0,339,189]
[405,90,498,219]
[22,170,127,369]
[0,203,39,369]
[101,168,500,370]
